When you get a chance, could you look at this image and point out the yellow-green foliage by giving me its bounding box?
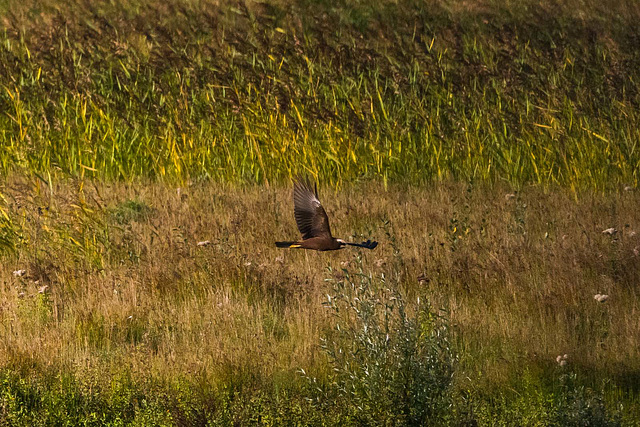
[0,0,639,189]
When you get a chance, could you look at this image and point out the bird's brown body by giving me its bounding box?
[289,236,342,251]
[275,177,377,251]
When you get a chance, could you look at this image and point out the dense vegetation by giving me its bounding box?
[1,0,639,425]
[1,0,639,188]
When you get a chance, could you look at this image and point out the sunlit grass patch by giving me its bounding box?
[0,0,638,189]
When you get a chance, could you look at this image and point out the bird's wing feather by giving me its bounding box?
[293,177,332,240]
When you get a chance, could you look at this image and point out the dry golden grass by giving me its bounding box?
[1,177,639,401]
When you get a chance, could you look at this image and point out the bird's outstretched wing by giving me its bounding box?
[293,176,332,240]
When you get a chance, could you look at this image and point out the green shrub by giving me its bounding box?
[310,259,456,425]
[553,372,621,427]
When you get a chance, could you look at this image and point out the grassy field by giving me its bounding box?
[0,178,639,424]
[1,0,640,425]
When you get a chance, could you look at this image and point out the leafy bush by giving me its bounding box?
[553,372,621,427]
[310,259,456,425]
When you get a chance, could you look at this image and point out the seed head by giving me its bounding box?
[556,354,569,366]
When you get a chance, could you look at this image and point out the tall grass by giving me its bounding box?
[0,0,639,189]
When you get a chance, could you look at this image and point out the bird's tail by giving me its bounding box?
[275,241,300,248]
[344,240,378,250]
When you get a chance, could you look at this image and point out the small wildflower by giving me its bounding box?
[37,285,49,294]
[505,193,516,200]
[244,261,252,267]
[340,261,350,268]
[594,294,609,303]
[13,270,26,277]
[197,240,211,247]
[602,228,617,235]
[275,255,284,263]
[628,230,636,237]
[556,354,569,367]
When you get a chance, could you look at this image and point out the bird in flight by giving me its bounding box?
[276,177,378,251]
